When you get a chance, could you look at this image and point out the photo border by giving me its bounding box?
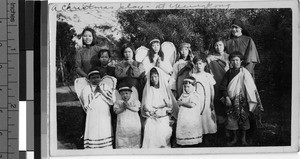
[47,0,299,157]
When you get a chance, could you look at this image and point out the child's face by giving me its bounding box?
[123,47,134,60]
[195,60,206,72]
[180,47,189,58]
[99,51,110,66]
[83,31,93,45]
[183,83,194,94]
[89,74,101,85]
[230,56,242,69]
[214,41,225,53]
[151,42,160,53]
[150,73,159,87]
[120,90,132,101]
[231,25,242,37]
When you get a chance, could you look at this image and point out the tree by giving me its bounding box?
[56,21,77,85]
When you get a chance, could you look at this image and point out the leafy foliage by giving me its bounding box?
[56,21,77,85]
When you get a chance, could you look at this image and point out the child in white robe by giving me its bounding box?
[114,85,142,148]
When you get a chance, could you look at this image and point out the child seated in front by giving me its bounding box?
[220,51,263,146]
[114,84,142,148]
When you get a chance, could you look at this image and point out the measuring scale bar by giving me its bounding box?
[0,0,19,159]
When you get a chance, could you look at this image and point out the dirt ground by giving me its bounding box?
[56,84,291,149]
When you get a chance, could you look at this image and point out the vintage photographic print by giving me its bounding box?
[48,0,299,156]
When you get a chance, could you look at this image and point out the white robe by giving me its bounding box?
[81,84,113,149]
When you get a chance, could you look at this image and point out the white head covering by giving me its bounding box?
[141,67,178,118]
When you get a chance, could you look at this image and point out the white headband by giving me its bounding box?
[149,39,160,44]
[183,79,195,83]
[118,86,132,92]
[88,70,100,77]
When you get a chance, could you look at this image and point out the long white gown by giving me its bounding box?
[191,71,217,134]
[176,91,203,145]
[81,84,113,149]
[114,99,141,148]
[141,67,179,148]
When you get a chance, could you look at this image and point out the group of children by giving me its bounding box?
[77,34,263,149]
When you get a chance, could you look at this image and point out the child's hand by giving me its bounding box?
[156,57,161,67]
[225,97,232,107]
[177,100,183,106]
[123,101,130,108]
[85,104,93,110]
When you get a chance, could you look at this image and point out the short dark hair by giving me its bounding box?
[192,53,208,65]
[229,51,244,61]
[192,53,210,72]
[213,38,227,53]
[81,27,97,46]
[98,49,111,58]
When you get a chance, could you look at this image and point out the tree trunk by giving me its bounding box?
[58,47,65,85]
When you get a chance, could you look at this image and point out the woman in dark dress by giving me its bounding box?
[225,19,260,77]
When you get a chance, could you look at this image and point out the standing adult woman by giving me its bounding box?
[115,43,146,101]
[75,27,101,78]
[207,39,229,125]
[225,19,260,76]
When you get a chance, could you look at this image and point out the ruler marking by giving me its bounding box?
[6,0,9,157]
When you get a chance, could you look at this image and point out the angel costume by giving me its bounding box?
[176,89,203,145]
[142,54,173,84]
[220,67,263,130]
[191,71,217,134]
[141,67,179,148]
[80,76,117,149]
[114,98,141,148]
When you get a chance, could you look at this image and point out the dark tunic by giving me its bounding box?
[115,60,146,101]
[75,45,101,75]
[96,66,115,78]
[208,53,229,119]
[220,68,240,98]
[226,35,260,75]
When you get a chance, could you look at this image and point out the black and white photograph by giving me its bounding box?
[48,0,299,156]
